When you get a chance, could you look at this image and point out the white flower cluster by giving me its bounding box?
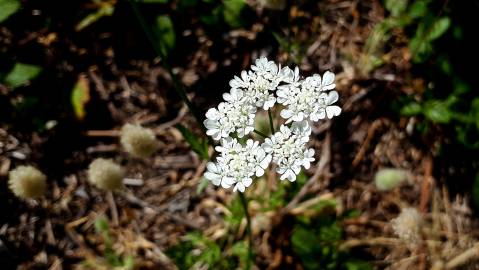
[204,57,341,192]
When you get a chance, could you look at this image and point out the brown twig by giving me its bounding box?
[445,243,479,269]
[339,237,403,250]
[352,119,383,167]
[419,156,434,213]
[106,191,119,227]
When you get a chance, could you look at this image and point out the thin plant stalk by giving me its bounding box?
[254,129,268,138]
[268,109,275,134]
[238,192,253,270]
[127,0,206,135]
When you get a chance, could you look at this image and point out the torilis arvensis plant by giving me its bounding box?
[204,57,341,192]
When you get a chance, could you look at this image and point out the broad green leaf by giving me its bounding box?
[176,124,209,159]
[71,76,90,120]
[408,1,428,19]
[0,0,20,23]
[5,62,42,88]
[427,17,450,41]
[384,0,408,17]
[223,0,245,28]
[423,100,451,124]
[401,102,422,116]
[154,15,175,56]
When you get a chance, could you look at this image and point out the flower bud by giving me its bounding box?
[120,123,158,158]
[8,165,47,199]
[374,168,407,191]
[87,158,124,191]
[391,208,422,243]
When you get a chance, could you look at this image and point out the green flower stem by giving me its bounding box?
[268,109,275,134]
[127,0,206,135]
[238,192,253,270]
[254,129,268,138]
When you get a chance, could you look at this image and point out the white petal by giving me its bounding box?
[243,178,253,187]
[322,71,335,87]
[280,109,293,119]
[326,106,341,119]
[205,108,220,120]
[326,91,339,105]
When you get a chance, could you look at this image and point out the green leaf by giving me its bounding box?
[154,15,175,56]
[0,0,20,23]
[94,216,110,233]
[231,241,249,268]
[75,3,115,31]
[176,124,209,159]
[4,62,42,88]
[345,260,373,270]
[71,76,90,120]
[423,100,451,124]
[384,0,408,17]
[400,102,422,116]
[223,0,245,28]
[196,177,209,194]
[408,1,428,19]
[427,17,451,41]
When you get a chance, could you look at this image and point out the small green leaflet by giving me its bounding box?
[4,62,42,88]
[154,15,175,56]
[71,75,91,120]
[0,0,20,23]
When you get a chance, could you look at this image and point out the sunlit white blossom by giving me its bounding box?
[204,88,256,140]
[205,138,272,192]
[203,57,342,191]
[277,71,341,123]
[229,57,292,110]
[263,121,315,181]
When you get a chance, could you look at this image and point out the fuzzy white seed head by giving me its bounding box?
[374,168,407,191]
[87,158,124,191]
[391,208,422,243]
[8,165,47,199]
[120,123,159,158]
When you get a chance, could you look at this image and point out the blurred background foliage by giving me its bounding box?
[1,0,479,268]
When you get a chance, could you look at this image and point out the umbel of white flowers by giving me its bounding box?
[204,57,341,192]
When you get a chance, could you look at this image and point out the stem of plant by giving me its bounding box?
[254,129,268,138]
[268,109,275,134]
[238,192,253,270]
[127,0,210,141]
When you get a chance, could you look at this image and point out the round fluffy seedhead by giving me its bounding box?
[391,208,422,244]
[374,168,407,191]
[8,165,47,199]
[87,158,124,191]
[120,123,159,158]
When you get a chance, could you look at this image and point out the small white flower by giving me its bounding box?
[277,71,341,123]
[204,138,272,192]
[204,90,256,140]
[263,121,314,181]
[228,57,292,110]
